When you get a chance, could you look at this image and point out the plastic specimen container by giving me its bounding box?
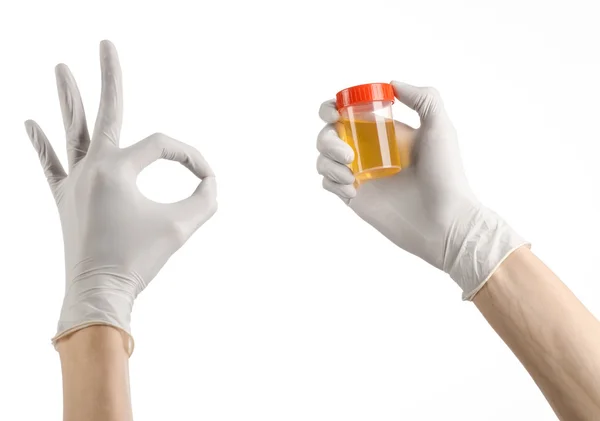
[335,83,401,182]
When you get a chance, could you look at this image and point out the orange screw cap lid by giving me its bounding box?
[336,83,395,110]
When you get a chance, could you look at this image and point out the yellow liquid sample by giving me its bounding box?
[337,118,401,182]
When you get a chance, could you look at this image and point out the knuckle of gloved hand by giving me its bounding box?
[423,86,440,99]
[319,101,336,120]
[330,147,352,165]
[343,149,354,164]
[168,219,189,245]
[316,128,328,149]
[316,155,327,174]
[337,183,349,196]
[422,87,444,113]
[207,198,218,217]
[318,102,328,116]
[317,126,337,145]
[149,132,167,149]
[319,161,340,182]
[325,167,341,183]
[144,133,173,161]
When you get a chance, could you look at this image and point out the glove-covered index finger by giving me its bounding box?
[125,132,217,239]
[319,99,340,124]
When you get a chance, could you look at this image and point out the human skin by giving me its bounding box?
[27,40,216,421]
[475,246,600,420]
[57,326,132,421]
[317,83,600,419]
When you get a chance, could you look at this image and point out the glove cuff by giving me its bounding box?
[445,206,530,300]
[53,274,137,355]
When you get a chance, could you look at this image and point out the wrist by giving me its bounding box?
[444,206,529,300]
[54,273,137,353]
[57,325,129,357]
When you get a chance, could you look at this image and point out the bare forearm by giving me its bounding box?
[57,326,132,421]
[474,247,600,420]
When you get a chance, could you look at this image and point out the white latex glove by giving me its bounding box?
[316,81,528,299]
[26,40,217,353]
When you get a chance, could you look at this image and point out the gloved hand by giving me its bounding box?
[26,40,217,354]
[316,81,528,299]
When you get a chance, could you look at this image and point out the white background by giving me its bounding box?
[1,1,599,420]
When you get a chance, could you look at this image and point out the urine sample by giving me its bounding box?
[335,83,401,183]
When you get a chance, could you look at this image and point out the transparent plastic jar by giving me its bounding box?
[335,83,401,183]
